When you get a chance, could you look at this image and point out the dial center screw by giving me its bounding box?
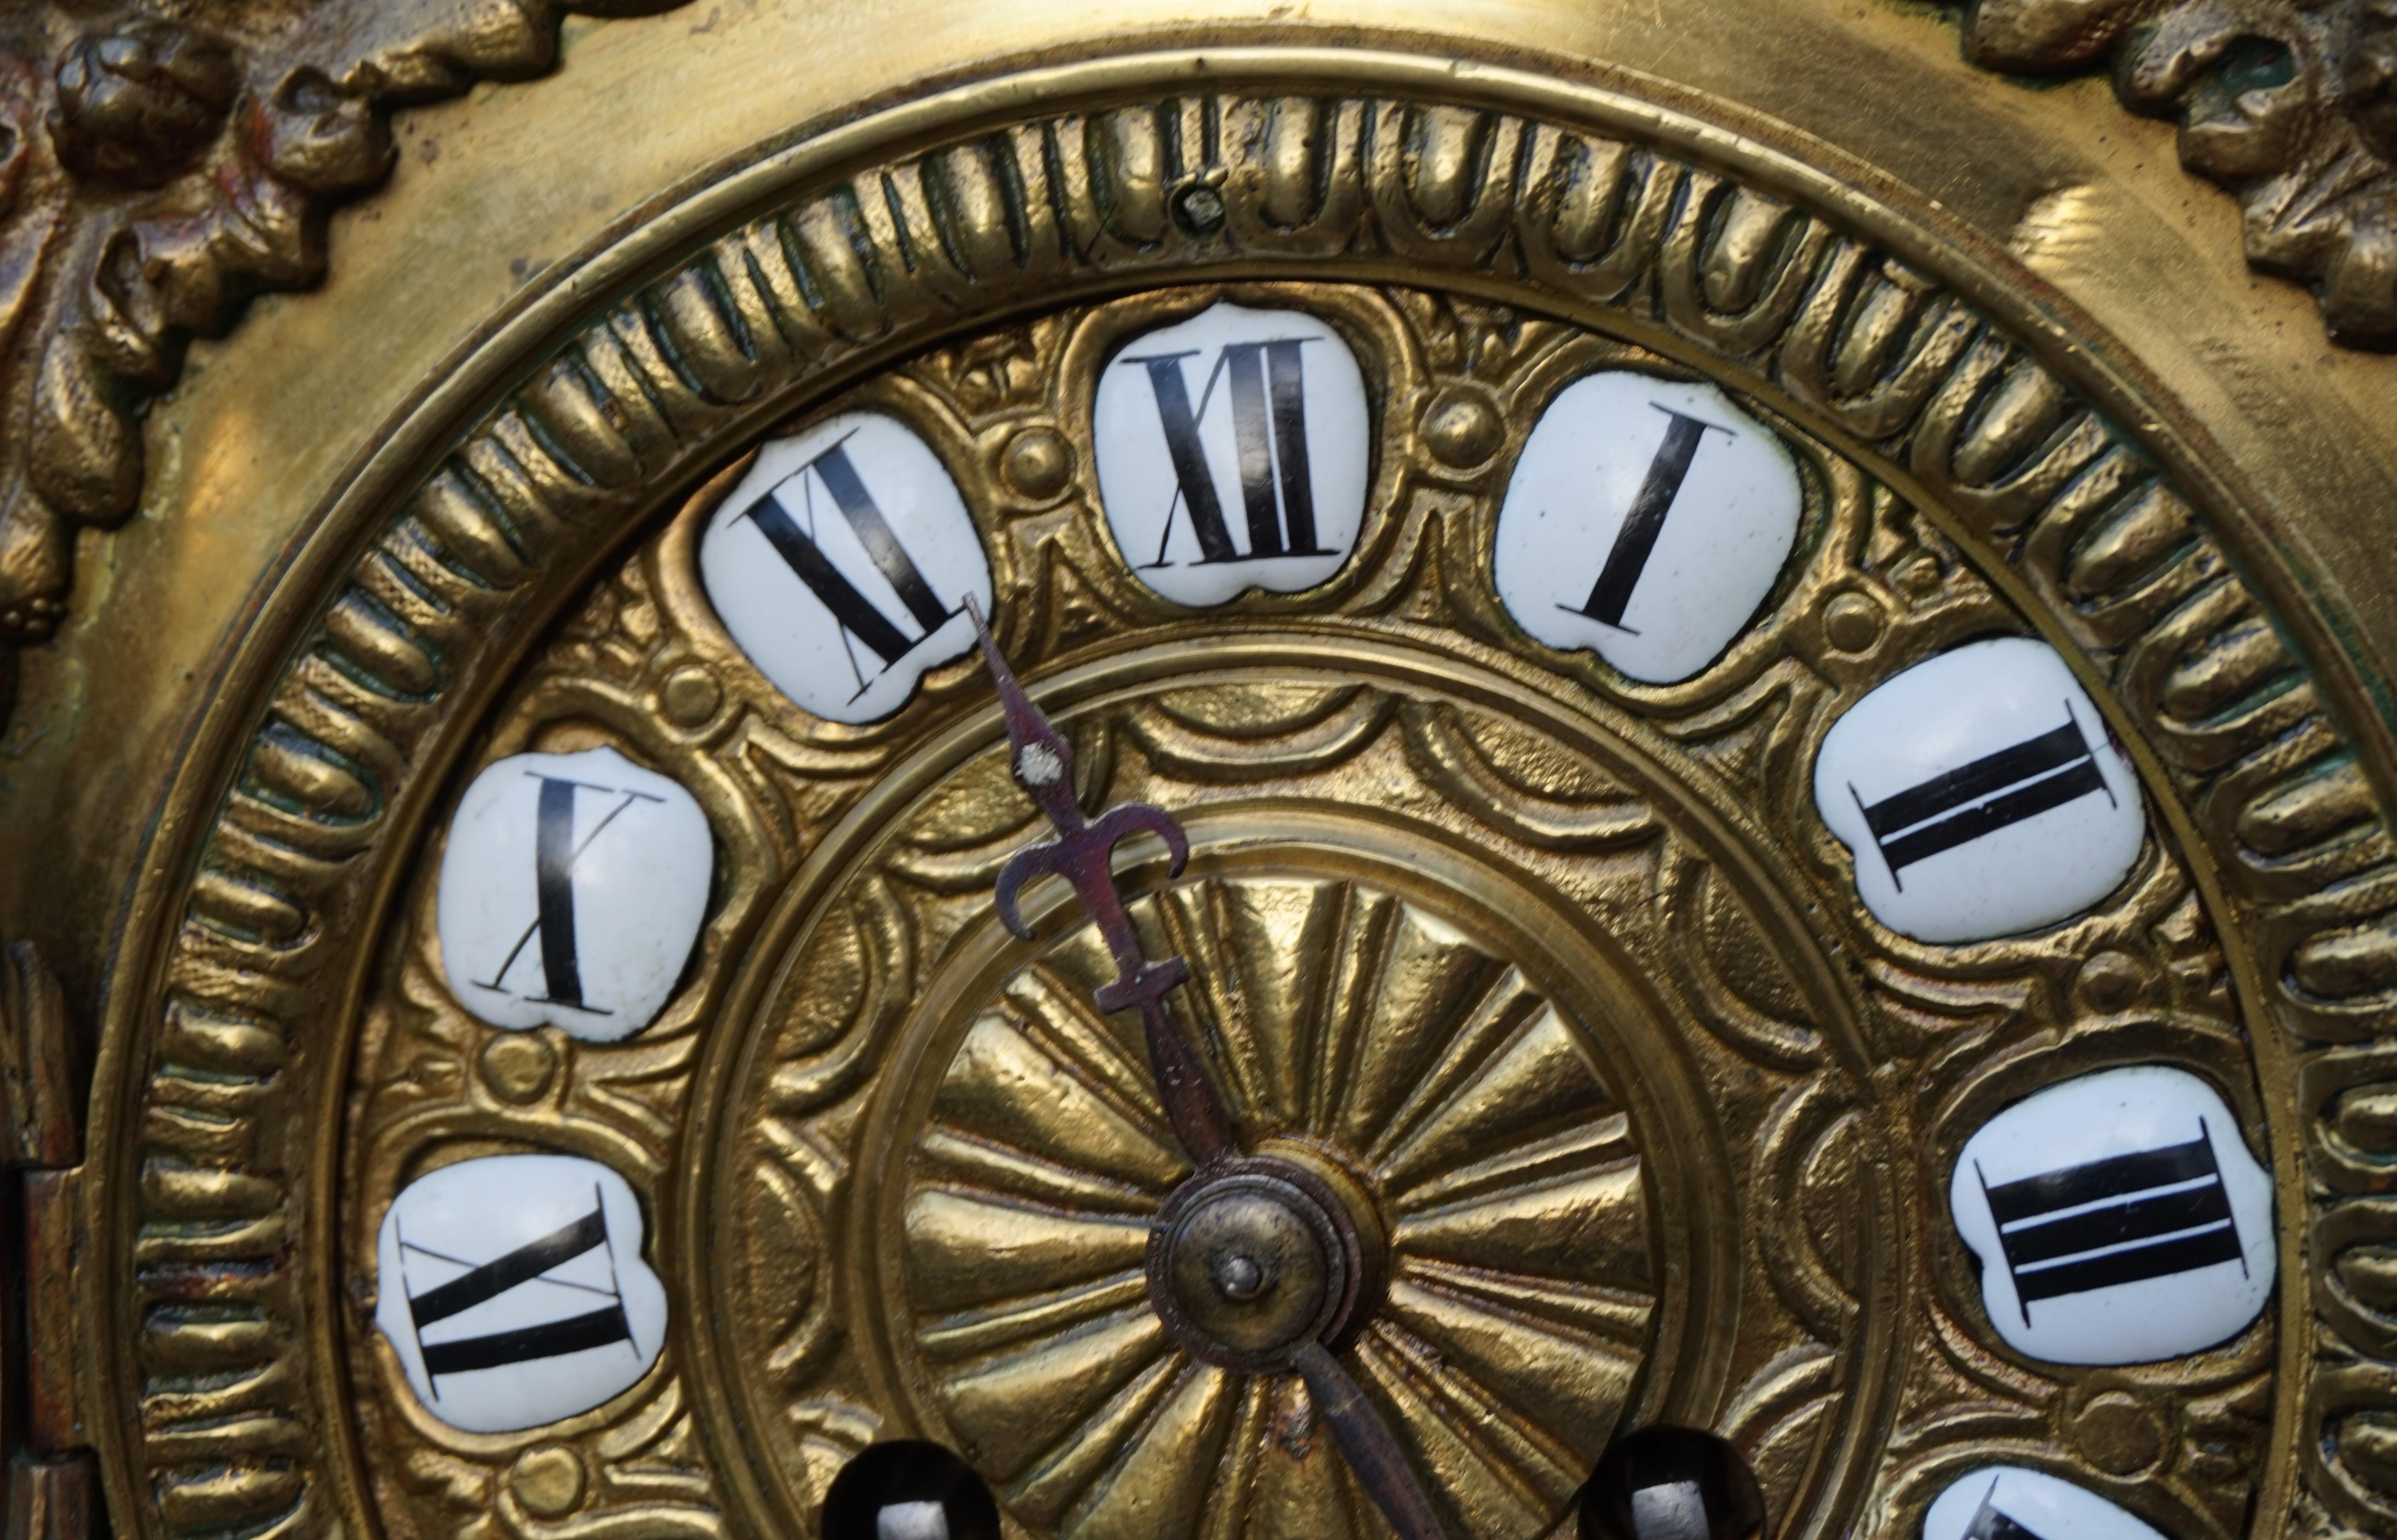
[1151,1164,1363,1367]
[1214,1251,1270,1301]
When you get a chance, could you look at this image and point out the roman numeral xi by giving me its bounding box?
[1851,706,2115,889]
[399,1191,638,1387]
[1130,339,1328,567]
[739,438,961,696]
[1962,1479,2048,1540]
[1977,1121,2246,1324]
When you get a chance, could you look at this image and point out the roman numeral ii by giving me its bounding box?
[1851,707,2114,889]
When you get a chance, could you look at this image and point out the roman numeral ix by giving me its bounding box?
[474,773,663,1015]
[1851,706,2114,889]
[740,438,960,696]
[1977,1121,2246,1324]
[1128,339,1326,567]
[1563,403,1732,633]
[400,1191,636,1387]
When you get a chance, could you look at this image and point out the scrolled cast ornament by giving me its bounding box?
[1960,0,2397,347]
[0,0,690,705]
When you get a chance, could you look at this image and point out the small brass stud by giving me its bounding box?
[1421,391,1503,469]
[510,1445,587,1518]
[1001,426,1075,500]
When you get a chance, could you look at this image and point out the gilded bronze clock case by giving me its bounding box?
[3,6,2397,1540]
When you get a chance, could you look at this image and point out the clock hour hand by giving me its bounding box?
[967,603,1449,1540]
[1289,1342,1449,1540]
[966,600,1237,1166]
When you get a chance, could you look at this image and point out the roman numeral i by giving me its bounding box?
[1129,339,1327,567]
[1564,404,1731,633]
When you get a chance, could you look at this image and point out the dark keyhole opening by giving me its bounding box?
[1579,1424,1768,1540]
[821,1441,1001,1540]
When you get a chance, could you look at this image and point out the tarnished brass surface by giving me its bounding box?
[1956,0,2397,349]
[0,1,691,670]
[2,6,2397,1540]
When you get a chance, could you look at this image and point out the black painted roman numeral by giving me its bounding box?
[1962,1480,2048,1540]
[400,1191,637,1389]
[740,438,961,695]
[475,774,663,1015]
[1850,707,2114,889]
[1564,405,1732,632]
[1977,1121,2246,1325]
[1127,339,1327,567]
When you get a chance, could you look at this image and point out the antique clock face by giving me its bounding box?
[36,20,2397,1540]
[316,271,2287,1540]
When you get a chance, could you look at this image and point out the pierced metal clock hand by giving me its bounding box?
[966,600,1235,1166]
[967,602,1453,1540]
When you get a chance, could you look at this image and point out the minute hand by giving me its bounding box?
[966,602,1236,1166]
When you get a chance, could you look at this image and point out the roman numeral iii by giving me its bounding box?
[1977,1124,2244,1323]
[1948,1065,2274,1367]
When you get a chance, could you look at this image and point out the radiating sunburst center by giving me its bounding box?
[893,873,1656,1540]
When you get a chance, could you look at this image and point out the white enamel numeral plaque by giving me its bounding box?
[1493,373,1802,684]
[1815,637,2145,942]
[1951,1065,2274,1366]
[437,746,711,1043]
[375,1153,667,1434]
[1092,302,1370,606]
[1924,1468,2169,1540]
[702,411,994,723]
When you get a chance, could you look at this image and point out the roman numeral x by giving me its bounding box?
[474,774,663,1015]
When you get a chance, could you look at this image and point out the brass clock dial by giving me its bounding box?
[323,270,2274,1540]
[33,26,2397,1540]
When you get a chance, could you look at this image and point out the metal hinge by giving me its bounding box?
[2,943,91,1540]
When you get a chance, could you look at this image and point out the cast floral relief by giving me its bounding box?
[0,1,687,713]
